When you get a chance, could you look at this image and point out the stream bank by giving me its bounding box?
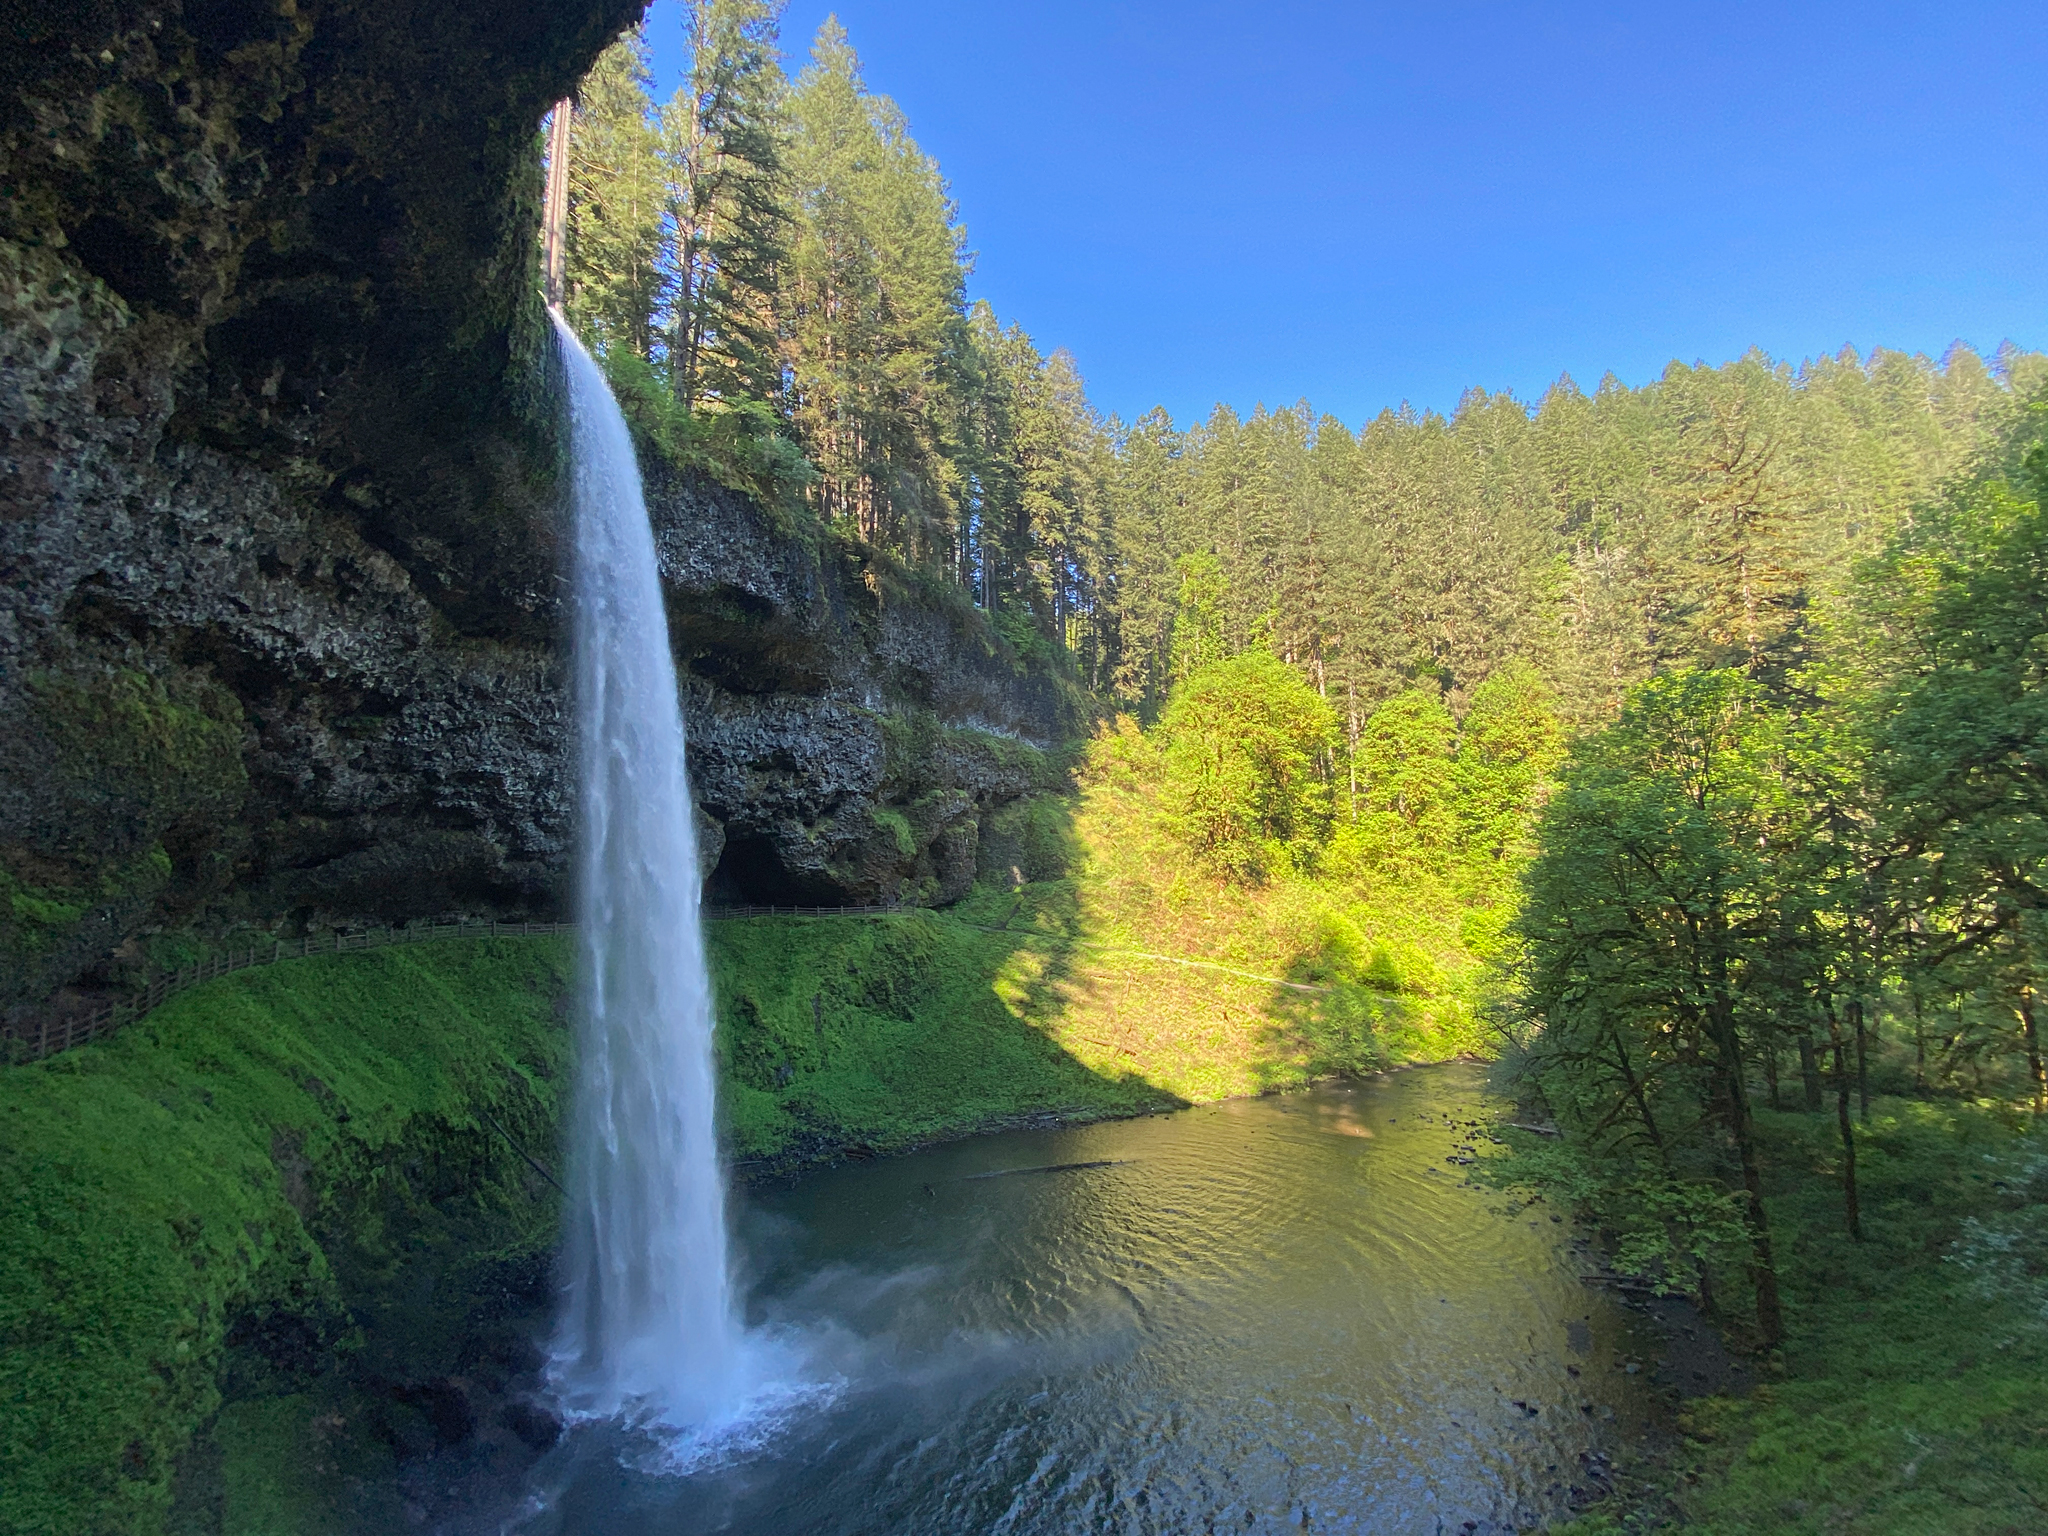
[0,920,1129,1536]
[1,900,1495,1535]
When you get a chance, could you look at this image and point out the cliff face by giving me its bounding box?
[652,467,1073,908]
[0,0,1072,1027]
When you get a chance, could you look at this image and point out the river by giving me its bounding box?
[497,1064,1658,1534]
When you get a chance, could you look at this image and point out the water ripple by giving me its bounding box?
[509,1066,1659,1536]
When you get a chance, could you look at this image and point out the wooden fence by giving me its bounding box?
[4,905,914,1066]
[699,903,907,921]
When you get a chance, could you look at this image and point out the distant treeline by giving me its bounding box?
[557,8,2043,731]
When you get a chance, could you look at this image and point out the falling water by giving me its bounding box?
[548,311,744,1431]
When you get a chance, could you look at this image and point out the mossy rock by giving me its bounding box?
[1,667,250,1012]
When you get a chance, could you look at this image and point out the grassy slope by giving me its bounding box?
[948,727,1492,1103]
[1566,1099,2048,1535]
[708,909,1169,1165]
[0,916,1170,1536]
[0,938,570,1536]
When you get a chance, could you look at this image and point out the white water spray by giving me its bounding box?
[548,311,744,1429]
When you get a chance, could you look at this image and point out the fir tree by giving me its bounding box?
[665,0,792,410]
[564,30,667,360]
[782,19,971,558]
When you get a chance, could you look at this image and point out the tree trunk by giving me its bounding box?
[2017,984,2046,1115]
[1763,1036,1782,1111]
[1826,999,1862,1240]
[1849,995,1870,1123]
[1911,991,1927,1092]
[1707,986,1784,1347]
[542,98,573,308]
[1797,1023,1824,1112]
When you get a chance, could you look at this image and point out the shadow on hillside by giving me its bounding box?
[1252,967,1420,1094]
[952,779,1430,1105]
[704,810,1187,1174]
[702,761,1475,1168]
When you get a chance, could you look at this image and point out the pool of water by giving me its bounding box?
[505,1065,1657,1535]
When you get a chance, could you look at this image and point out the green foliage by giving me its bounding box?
[1452,659,1565,870]
[1504,667,1800,1335]
[1106,350,2036,733]
[0,939,568,1536]
[1501,392,2048,1505]
[666,0,792,410]
[1039,707,1506,1099]
[1168,551,1229,682]
[599,345,816,522]
[1559,1103,2048,1536]
[1479,1128,1755,1297]
[1159,652,1337,878]
[564,32,667,359]
[1343,687,1460,880]
[1946,1141,2048,1329]
[992,604,1054,666]
[781,20,971,559]
[1858,402,2048,1029]
[559,8,2041,716]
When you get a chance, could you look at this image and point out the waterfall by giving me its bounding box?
[548,311,744,1429]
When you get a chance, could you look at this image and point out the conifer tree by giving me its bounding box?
[544,12,2046,725]
[782,19,971,558]
[564,30,667,360]
[1108,408,1185,713]
[665,0,792,410]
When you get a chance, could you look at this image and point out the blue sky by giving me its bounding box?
[643,1,2047,430]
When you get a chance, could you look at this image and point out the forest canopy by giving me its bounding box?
[552,8,2045,737]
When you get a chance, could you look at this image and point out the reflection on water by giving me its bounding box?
[513,1065,1657,1535]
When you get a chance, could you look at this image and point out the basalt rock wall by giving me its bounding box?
[0,0,1073,1026]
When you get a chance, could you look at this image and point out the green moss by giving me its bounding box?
[941,723,1057,786]
[869,806,917,858]
[3,669,249,986]
[875,707,940,788]
[210,1395,368,1536]
[0,843,175,963]
[874,709,1067,805]
[0,938,569,1536]
[4,871,87,930]
[30,670,246,796]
